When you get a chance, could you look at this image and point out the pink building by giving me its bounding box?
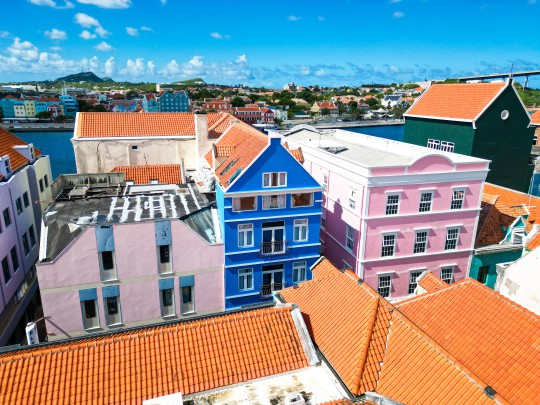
[278,125,489,299]
[37,174,224,341]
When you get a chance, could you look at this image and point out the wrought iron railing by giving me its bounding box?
[260,241,288,256]
[260,283,285,298]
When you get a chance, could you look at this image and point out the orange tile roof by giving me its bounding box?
[207,112,236,139]
[111,164,183,185]
[280,258,536,404]
[483,183,540,223]
[531,110,540,126]
[316,101,338,109]
[204,122,269,188]
[0,306,310,404]
[0,128,42,179]
[317,400,355,405]
[526,231,540,250]
[405,82,506,121]
[75,112,197,138]
[395,278,540,404]
[416,271,447,292]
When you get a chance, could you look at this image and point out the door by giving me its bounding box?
[262,221,285,254]
[261,265,284,297]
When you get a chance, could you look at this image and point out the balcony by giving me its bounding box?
[260,283,285,298]
[260,241,288,256]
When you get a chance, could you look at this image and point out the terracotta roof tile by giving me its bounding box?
[0,128,42,179]
[111,164,183,185]
[0,306,309,404]
[405,82,506,121]
[316,101,338,109]
[281,258,537,404]
[317,400,355,405]
[207,112,236,139]
[526,232,540,250]
[416,271,447,292]
[531,110,540,126]
[395,279,540,404]
[483,183,540,223]
[75,112,197,138]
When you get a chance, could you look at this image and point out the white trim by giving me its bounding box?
[509,81,533,128]
[225,291,260,299]
[224,254,321,268]
[289,243,320,249]
[225,187,322,198]
[225,212,321,223]
[376,270,397,275]
[381,230,400,234]
[472,80,509,122]
[262,172,287,188]
[365,207,480,220]
[403,113,474,123]
[323,229,358,260]
[445,224,464,228]
[224,138,270,191]
[363,248,473,263]
[419,187,436,191]
[367,170,489,187]
[225,249,259,256]
[72,135,196,141]
[231,196,257,212]
[385,190,404,194]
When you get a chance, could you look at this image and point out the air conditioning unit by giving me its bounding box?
[285,393,306,405]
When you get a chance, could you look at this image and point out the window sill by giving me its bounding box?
[181,311,196,316]
[101,278,119,283]
[84,326,102,332]
[158,272,174,276]
[107,323,124,328]
[162,314,178,319]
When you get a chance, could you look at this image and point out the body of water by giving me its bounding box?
[15,125,405,180]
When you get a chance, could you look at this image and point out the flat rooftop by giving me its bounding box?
[280,125,489,168]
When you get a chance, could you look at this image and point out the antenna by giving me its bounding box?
[510,63,514,78]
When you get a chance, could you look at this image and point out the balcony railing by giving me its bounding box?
[260,283,285,298]
[260,241,288,256]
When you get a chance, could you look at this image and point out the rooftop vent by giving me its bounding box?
[319,146,348,154]
[484,386,497,399]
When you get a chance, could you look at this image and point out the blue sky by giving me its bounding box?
[1,0,539,88]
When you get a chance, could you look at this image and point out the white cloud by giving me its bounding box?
[104,56,116,76]
[317,16,325,21]
[160,60,180,75]
[210,32,222,39]
[120,58,146,76]
[287,15,301,21]
[315,68,326,77]
[0,31,10,38]
[140,26,153,32]
[393,11,405,18]
[147,60,155,75]
[50,46,62,51]
[28,0,74,9]
[236,54,247,64]
[188,56,204,68]
[126,27,139,36]
[44,28,67,41]
[74,13,100,28]
[79,30,97,40]
[8,38,39,61]
[94,26,111,38]
[94,41,114,51]
[76,0,131,8]
[160,0,166,4]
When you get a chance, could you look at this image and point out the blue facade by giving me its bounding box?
[59,95,79,117]
[216,136,322,309]
[142,96,158,112]
[157,91,190,112]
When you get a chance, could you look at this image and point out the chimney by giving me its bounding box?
[195,112,211,158]
[13,144,36,163]
[0,155,13,179]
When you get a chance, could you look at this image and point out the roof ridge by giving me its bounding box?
[485,183,540,202]
[208,112,230,131]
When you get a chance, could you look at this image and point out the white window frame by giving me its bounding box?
[322,174,328,190]
[232,196,257,212]
[441,266,454,284]
[450,188,465,210]
[440,141,455,152]
[293,219,309,242]
[377,274,392,298]
[292,261,307,284]
[157,245,173,274]
[349,188,357,210]
[181,285,195,314]
[238,223,254,247]
[104,295,122,327]
[99,250,118,281]
[160,288,176,317]
[385,193,400,215]
[408,270,423,294]
[413,230,428,254]
[263,172,287,188]
[81,299,100,330]
[291,192,314,208]
[345,225,354,252]
[445,227,460,250]
[381,233,396,257]
[427,139,440,150]
[511,227,526,244]
[238,268,254,291]
[419,191,433,213]
[262,194,286,210]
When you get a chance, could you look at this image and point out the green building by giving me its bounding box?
[404,80,535,192]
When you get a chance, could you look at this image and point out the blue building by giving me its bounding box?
[142,91,190,112]
[204,122,323,309]
[59,95,79,117]
[142,94,158,112]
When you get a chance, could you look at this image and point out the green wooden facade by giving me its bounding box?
[404,85,535,192]
[470,248,522,289]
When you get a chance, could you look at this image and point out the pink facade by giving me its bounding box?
[281,127,489,299]
[38,220,224,341]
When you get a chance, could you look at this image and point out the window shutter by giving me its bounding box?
[79,288,97,301]
[96,226,115,252]
[102,285,120,298]
[179,275,195,287]
[155,220,172,246]
[159,278,175,291]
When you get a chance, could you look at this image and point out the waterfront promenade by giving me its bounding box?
[1,123,74,132]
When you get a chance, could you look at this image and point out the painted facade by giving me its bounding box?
[277,125,489,299]
[142,91,190,113]
[202,124,322,309]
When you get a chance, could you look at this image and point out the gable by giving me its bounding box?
[408,154,454,174]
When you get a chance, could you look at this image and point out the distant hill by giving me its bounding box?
[101,77,115,82]
[175,78,206,86]
[55,72,112,83]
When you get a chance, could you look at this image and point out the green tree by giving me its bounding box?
[231,97,246,108]
[321,108,330,116]
[36,111,52,119]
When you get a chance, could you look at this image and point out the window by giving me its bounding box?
[2,208,10,227]
[511,227,525,244]
[349,189,357,210]
[419,191,433,213]
[408,270,423,294]
[262,194,286,209]
[385,194,400,215]
[16,198,22,215]
[445,228,459,250]
[100,251,117,281]
[22,233,30,256]
[181,286,194,314]
[291,193,313,207]
[381,234,396,257]
[2,256,10,284]
[238,224,254,247]
[346,225,354,252]
[293,261,307,283]
[10,247,18,272]
[440,141,455,152]
[441,266,454,283]
[81,299,99,329]
[150,179,159,184]
[232,196,257,211]
[322,174,328,190]
[414,230,428,254]
[378,274,392,298]
[160,288,175,317]
[238,268,253,291]
[451,189,465,210]
[294,219,308,242]
[263,172,286,187]
[427,139,440,149]
[44,175,49,188]
[104,296,122,326]
[477,265,489,284]
[131,145,139,151]
[39,179,44,193]
[22,192,29,208]
[4,159,11,175]
[321,217,326,229]
[157,245,172,274]
[28,225,36,247]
